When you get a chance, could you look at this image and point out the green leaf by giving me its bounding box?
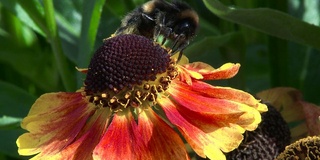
[1,10,37,47]
[76,0,106,86]
[53,0,83,64]
[185,32,246,89]
[55,12,80,63]
[302,50,320,103]
[0,0,45,36]
[43,0,77,91]
[186,32,244,59]
[203,0,320,50]
[106,0,134,16]
[0,37,61,92]
[0,81,36,117]
[0,128,29,159]
[77,0,106,65]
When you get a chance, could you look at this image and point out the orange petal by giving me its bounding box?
[169,82,262,131]
[53,108,111,159]
[76,67,88,73]
[17,92,96,158]
[187,80,267,112]
[160,83,264,159]
[93,110,150,160]
[182,62,240,80]
[177,66,203,85]
[159,97,233,160]
[137,109,189,159]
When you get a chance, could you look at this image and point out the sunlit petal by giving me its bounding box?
[182,62,240,80]
[52,108,111,160]
[138,109,189,159]
[159,97,234,160]
[158,79,265,159]
[188,80,267,112]
[169,81,263,129]
[17,92,96,158]
[93,110,150,160]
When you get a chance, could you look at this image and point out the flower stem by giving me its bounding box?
[77,0,106,87]
[43,0,76,91]
[267,1,289,87]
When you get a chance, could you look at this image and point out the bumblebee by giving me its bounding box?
[114,0,199,60]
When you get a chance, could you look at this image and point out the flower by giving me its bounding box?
[255,87,320,159]
[276,136,320,160]
[17,34,267,160]
[256,87,320,141]
[226,103,291,160]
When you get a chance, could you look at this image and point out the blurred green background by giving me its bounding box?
[0,0,319,159]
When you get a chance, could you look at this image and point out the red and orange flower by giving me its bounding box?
[17,34,267,160]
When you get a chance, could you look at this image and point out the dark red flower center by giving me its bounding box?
[83,34,178,110]
[85,34,170,95]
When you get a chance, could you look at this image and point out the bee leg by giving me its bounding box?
[172,34,186,52]
[154,12,168,42]
[172,39,189,63]
[141,13,154,21]
[171,36,180,52]
[176,50,184,62]
[176,41,189,53]
[154,25,162,42]
[170,48,185,63]
[161,27,172,45]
